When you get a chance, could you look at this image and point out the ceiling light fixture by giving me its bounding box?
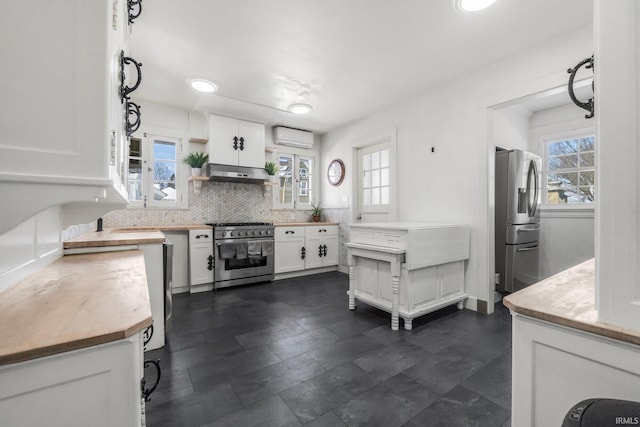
[190,78,217,93]
[288,103,313,114]
[454,0,497,12]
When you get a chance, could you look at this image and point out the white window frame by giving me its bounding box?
[540,127,596,210]
[126,133,187,209]
[272,150,317,210]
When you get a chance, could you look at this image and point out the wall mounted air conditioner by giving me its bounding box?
[273,126,314,149]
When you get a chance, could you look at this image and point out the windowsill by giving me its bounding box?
[539,204,594,218]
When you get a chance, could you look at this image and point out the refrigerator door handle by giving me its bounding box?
[517,246,539,252]
[526,159,539,218]
[517,227,540,232]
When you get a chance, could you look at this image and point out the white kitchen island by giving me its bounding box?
[346,222,470,330]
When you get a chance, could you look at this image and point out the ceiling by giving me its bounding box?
[130,0,593,135]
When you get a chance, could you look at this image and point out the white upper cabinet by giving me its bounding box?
[208,114,265,168]
[0,0,138,234]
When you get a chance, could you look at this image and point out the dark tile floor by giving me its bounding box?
[144,272,512,427]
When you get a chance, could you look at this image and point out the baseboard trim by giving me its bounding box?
[274,266,339,280]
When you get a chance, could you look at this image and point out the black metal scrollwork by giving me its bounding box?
[233,136,239,150]
[207,255,213,271]
[119,51,143,103]
[301,247,306,260]
[142,324,154,348]
[126,101,141,136]
[323,244,327,257]
[239,137,245,151]
[141,359,161,402]
[567,55,594,119]
[128,0,142,25]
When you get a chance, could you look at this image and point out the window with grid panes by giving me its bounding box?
[543,131,595,205]
[273,153,315,209]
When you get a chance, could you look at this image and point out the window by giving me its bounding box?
[361,147,390,208]
[273,152,315,209]
[127,134,186,208]
[542,130,595,205]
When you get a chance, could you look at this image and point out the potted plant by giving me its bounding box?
[264,161,279,182]
[183,152,209,176]
[310,200,322,222]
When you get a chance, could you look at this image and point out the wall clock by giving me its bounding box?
[327,159,345,186]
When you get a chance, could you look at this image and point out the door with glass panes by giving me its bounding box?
[356,142,394,222]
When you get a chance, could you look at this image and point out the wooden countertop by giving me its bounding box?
[0,251,153,365]
[503,258,640,346]
[64,228,166,248]
[275,222,339,227]
[112,224,212,232]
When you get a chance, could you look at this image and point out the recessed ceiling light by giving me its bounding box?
[190,79,217,93]
[288,103,313,114]
[454,0,497,12]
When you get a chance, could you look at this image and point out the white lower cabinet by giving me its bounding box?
[189,228,214,292]
[304,226,339,269]
[511,314,640,427]
[162,231,189,294]
[275,227,306,273]
[0,333,147,427]
[275,225,338,276]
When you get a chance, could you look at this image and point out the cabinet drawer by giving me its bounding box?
[189,228,213,242]
[275,227,306,239]
[306,225,338,236]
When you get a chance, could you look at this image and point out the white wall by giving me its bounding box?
[529,104,595,280]
[0,207,63,292]
[320,25,593,308]
[492,106,531,151]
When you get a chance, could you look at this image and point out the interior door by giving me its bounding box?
[356,142,394,223]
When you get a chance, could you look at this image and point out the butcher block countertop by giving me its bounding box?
[503,258,640,346]
[111,224,211,232]
[275,222,339,227]
[64,228,166,248]
[0,250,152,365]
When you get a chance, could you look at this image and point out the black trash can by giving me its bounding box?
[562,398,640,426]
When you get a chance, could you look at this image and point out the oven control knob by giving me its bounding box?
[252,230,258,235]
[222,231,229,237]
[230,231,236,237]
[259,230,264,235]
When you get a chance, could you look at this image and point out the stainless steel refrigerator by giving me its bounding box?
[495,149,541,293]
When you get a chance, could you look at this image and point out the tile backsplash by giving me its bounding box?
[104,182,324,227]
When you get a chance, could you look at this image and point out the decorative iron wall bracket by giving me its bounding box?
[567,55,594,119]
[141,359,161,402]
[128,0,142,25]
[119,51,143,103]
[126,101,142,137]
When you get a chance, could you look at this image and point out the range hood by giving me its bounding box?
[207,163,269,183]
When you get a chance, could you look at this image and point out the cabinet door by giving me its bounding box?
[0,0,129,234]
[322,235,339,266]
[189,243,213,286]
[275,237,306,273]
[208,115,240,166]
[237,120,265,168]
[439,261,465,299]
[305,235,323,269]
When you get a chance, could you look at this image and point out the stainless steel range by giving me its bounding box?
[208,222,275,289]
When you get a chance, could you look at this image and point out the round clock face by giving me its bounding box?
[327,159,345,186]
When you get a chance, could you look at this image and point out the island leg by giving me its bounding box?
[391,275,400,331]
[404,317,412,331]
[457,300,465,310]
[348,264,356,310]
